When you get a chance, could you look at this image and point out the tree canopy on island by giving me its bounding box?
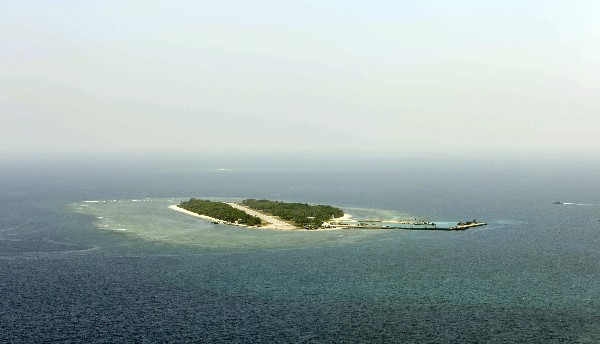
[242,199,344,228]
[179,199,262,226]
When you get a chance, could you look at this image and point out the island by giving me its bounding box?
[242,199,344,229]
[178,199,262,226]
[170,198,486,231]
[173,198,344,230]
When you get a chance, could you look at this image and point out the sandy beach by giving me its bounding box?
[169,203,348,231]
[168,205,236,226]
[169,204,297,230]
[225,203,297,230]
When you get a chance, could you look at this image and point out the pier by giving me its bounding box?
[322,219,486,231]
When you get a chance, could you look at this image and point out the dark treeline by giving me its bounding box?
[179,199,262,226]
[242,199,344,228]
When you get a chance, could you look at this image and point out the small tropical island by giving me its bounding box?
[178,199,263,226]
[170,198,486,231]
[174,198,344,229]
[242,199,344,228]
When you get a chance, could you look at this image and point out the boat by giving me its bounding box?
[553,201,563,205]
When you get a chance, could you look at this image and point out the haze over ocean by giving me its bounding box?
[2,1,600,342]
[1,155,599,342]
[2,1,599,158]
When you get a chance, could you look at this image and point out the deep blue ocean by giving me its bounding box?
[1,154,599,343]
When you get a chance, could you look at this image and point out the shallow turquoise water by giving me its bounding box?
[69,197,428,250]
[1,155,600,342]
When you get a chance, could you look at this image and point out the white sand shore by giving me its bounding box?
[168,205,240,226]
[169,204,294,230]
[225,203,297,230]
[169,203,347,231]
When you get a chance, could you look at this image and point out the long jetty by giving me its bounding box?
[322,220,487,231]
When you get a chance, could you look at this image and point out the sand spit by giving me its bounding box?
[168,205,231,225]
[168,204,297,230]
[169,203,347,231]
[225,203,297,230]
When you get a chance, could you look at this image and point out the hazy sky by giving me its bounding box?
[2,1,599,157]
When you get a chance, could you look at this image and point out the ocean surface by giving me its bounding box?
[1,154,599,343]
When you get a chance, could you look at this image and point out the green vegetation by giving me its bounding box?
[242,199,344,228]
[179,199,262,226]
